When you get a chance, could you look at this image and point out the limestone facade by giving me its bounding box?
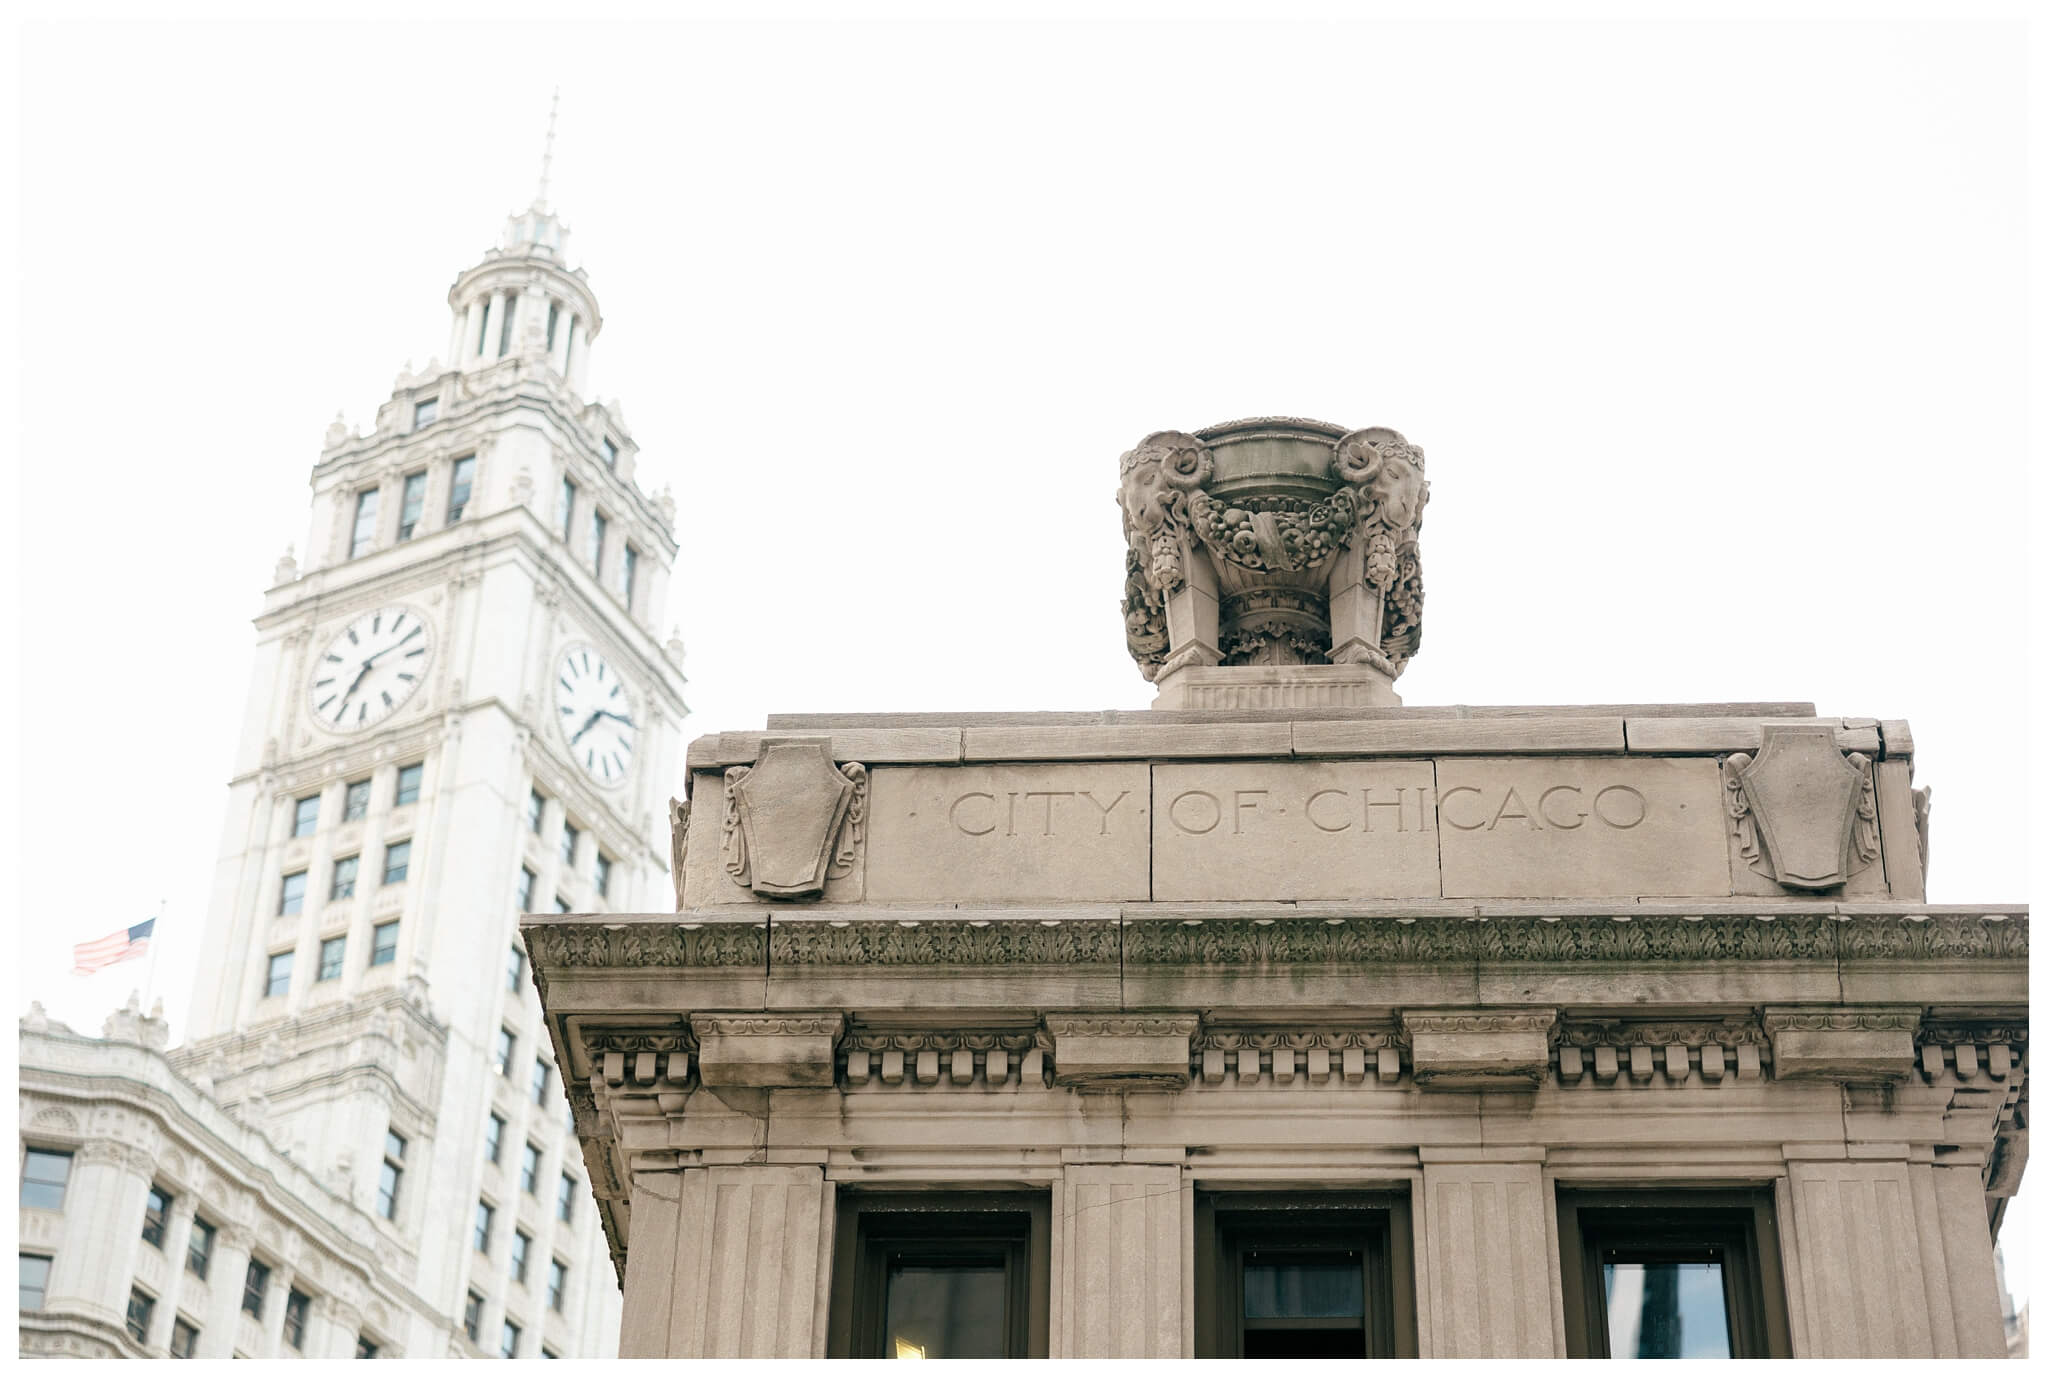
[19,186,683,1359]
[527,419,2026,1360]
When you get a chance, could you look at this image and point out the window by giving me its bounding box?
[369,920,399,967]
[330,854,359,901]
[382,841,410,886]
[556,1174,577,1223]
[318,935,346,981]
[588,510,607,575]
[343,777,371,821]
[479,1113,504,1165]
[126,1286,155,1345]
[20,1254,51,1310]
[187,1217,215,1278]
[827,1193,1050,1359]
[1556,1189,1792,1359]
[463,1290,483,1343]
[516,867,536,911]
[474,1199,495,1253]
[142,1185,172,1247]
[559,821,579,868]
[265,950,293,999]
[507,944,526,990]
[594,853,612,898]
[546,301,560,351]
[1193,1192,1416,1358]
[242,1258,269,1318]
[602,436,618,469]
[563,315,577,372]
[511,1229,532,1284]
[528,789,545,834]
[377,1131,405,1220]
[547,1258,567,1313]
[350,488,380,559]
[293,794,320,837]
[447,454,475,523]
[531,1059,551,1104]
[559,478,576,543]
[398,471,426,540]
[355,1336,379,1359]
[279,871,307,916]
[284,1288,310,1350]
[413,397,437,428]
[394,762,423,807]
[542,1346,559,1359]
[496,1028,517,1077]
[20,1149,71,1210]
[619,544,638,608]
[501,1319,522,1358]
[498,295,518,356]
[521,1142,541,1195]
[170,1316,199,1358]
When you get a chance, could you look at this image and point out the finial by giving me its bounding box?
[535,87,559,211]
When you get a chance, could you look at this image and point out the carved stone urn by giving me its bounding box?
[1119,417,1427,708]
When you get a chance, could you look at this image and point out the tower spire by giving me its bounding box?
[534,87,559,212]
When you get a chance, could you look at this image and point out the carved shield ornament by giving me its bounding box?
[722,738,862,899]
[1736,726,1864,889]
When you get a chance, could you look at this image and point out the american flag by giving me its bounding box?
[72,919,154,975]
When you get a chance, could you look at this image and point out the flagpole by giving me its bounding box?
[142,899,164,1012]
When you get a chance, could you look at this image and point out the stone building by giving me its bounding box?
[526,418,2027,1359]
[18,165,686,1358]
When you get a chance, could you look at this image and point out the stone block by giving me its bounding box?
[1764,1008,1917,1082]
[1046,1015,1197,1089]
[863,763,1151,902]
[1437,757,1727,897]
[692,1014,843,1089]
[961,722,1291,761]
[1403,1010,1555,1088]
[1151,760,1440,901]
[1152,663,1400,710]
[1623,716,1881,754]
[1294,716,1623,755]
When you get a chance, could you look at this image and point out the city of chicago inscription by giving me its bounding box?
[866,763,1153,902]
[1436,757,1729,898]
[1152,761,1441,901]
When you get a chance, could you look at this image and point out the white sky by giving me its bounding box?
[6,0,2038,1319]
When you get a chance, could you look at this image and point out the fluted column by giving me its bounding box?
[624,1163,833,1358]
[150,1199,199,1351]
[260,1263,296,1355]
[1784,1156,1937,1356]
[1416,1155,1557,1357]
[43,1141,149,1326]
[200,1225,254,1359]
[1052,1164,1185,1358]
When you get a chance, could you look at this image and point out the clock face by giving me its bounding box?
[309,607,431,732]
[555,645,637,786]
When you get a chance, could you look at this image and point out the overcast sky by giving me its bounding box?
[9,2,2036,1311]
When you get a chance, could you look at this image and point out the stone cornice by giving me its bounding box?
[523,905,2027,974]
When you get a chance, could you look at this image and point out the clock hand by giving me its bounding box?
[597,710,637,728]
[341,657,376,703]
[570,710,604,745]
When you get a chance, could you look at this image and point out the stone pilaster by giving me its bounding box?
[261,1263,296,1355]
[201,1225,254,1359]
[1928,1161,2008,1356]
[1417,1156,1557,1358]
[151,1201,199,1352]
[624,1164,834,1358]
[43,1141,150,1326]
[1052,1164,1185,1358]
[1783,1157,1938,1356]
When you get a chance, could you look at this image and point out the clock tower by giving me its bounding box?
[173,167,686,1357]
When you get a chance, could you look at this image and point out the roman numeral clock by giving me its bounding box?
[555,644,637,786]
[309,606,432,731]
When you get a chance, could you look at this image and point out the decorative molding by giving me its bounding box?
[1761,1010,1923,1034]
[667,797,689,911]
[1723,728,1881,890]
[1400,1011,1557,1035]
[1045,1015,1200,1040]
[770,918,1121,967]
[1189,1026,1407,1086]
[691,1015,843,1039]
[840,1028,1047,1089]
[524,921,767,970]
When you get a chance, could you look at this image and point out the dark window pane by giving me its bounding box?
[343,779,370,821]
[395,763,422,806]
[885,1262,1006,1360]
[1243,1257,1363,1319]
[187,1219,215,1278]
[330,855,358,901]
[414,398,437,427]
[1603,1260,1731,1359]
[126,1287,154,1343]
[398,472,426,540]
[447,455,475,523]
[20,1253,51,1309]
[171,1317,199,1358]
[319,936,346,981]
[279,872,306,916]
[242,1260,269,1317]
[293,795,320,836]
[265,951,293,998]
[143,1185,172,1247]
[350,488,380,558]
[382,841,410,885]
[370,921,399,966]
[20,1149,71,1210]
